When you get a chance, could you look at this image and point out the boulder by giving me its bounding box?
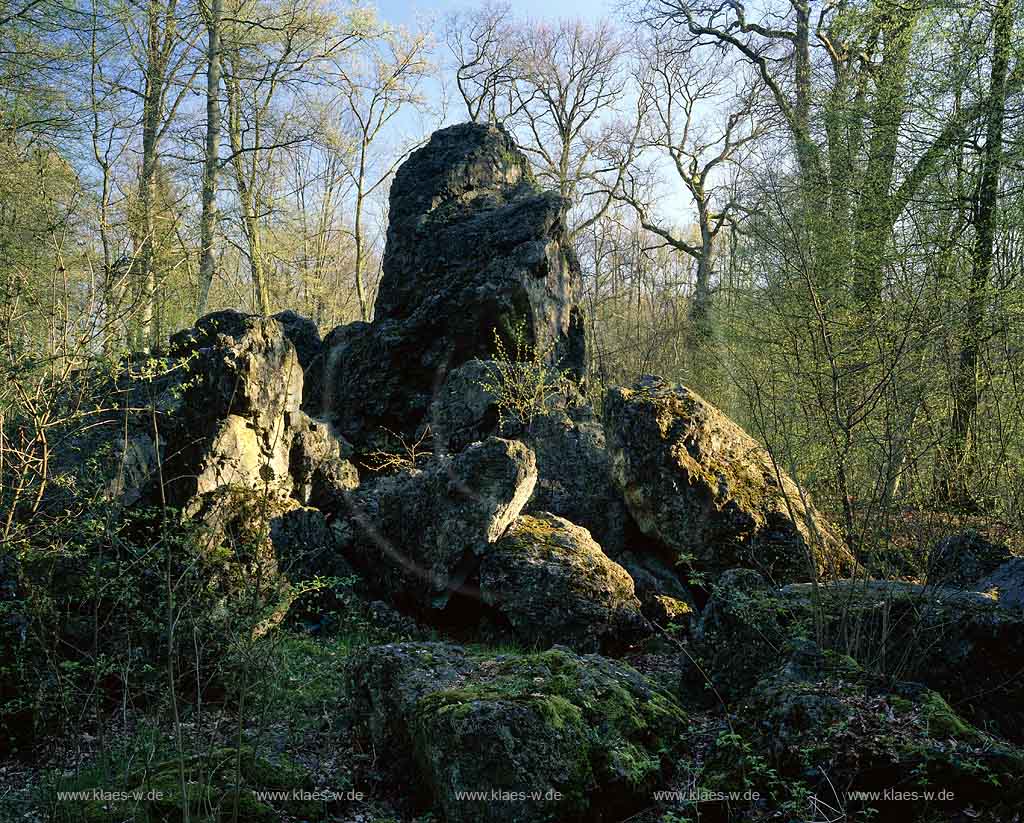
[272,308,322,370]
[927,529,1013,588]
[160,312,304,506]
[346,642,476,757]
[331,437,537,611]
[428,359,627,553]
[976,557,1024,609]
[615,550,698,624]
[170,307,321,370]
[690,568,796,701]
[603,376,855,583]
[348,643,688,823]
[705,640,1024,815]
[182,487,295,608]
[776,579,1024,743]
[307,123,586,451]
[478,512,647,652]
[286,410,358,508]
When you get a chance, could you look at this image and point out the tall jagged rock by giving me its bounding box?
[306,122,586,450]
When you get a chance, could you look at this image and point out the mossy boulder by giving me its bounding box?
[603,376,855,584]
[704,640,1024,816]
[782,580,1024,744]
[346,642,477,757]
[479,512,648,652]
[690,568,802,701]
[348,643,688,823]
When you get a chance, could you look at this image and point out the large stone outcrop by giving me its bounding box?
[61,309,353,516]
[603,376,855,584]
[150,311,305,505]
[347,643,688,823]
[478,512,647,652]
[329,437,537,611]
[428,359,627,553]
[704,639,1024,814]
[306,123,586,451]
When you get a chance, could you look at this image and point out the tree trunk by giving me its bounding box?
[943,0,1013,506]
[197,0,223,316]
[226,61,270,315]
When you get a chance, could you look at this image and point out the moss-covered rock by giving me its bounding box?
[346,642,477,756]
[690,568,802,701]
[348,643,688,823]
[479,512,648,652]
[332,437,537,612]
[782,579,1024,744]
[704,640,1024,816]
[603,376,855,584]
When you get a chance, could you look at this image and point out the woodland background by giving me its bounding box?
[2,0,1023,562]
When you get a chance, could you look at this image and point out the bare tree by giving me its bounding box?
[444,1,516,123]
[119,0,203,350]
[509,18,629,239]
[642,0,1015,310]
[221,0,341,314]
[614,38,766,374]
[328,19,432,321]
[196,0,224,315]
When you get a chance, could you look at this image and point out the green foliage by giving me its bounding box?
[479,319,568,431]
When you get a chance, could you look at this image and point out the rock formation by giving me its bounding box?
[479,512,646,651]
[428,359,628,553]
[603,375,856,584]
[305,122,586,451]
[332,437,537,611]
[347,643,688,823]
[30,120,1024,823]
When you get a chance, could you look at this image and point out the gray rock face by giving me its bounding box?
[347,643,688,823]
[272,309,322,370]
[346,642,476,757]
[331,437,537,610]
[603,376,855,584]
[928,529,1014,588]
[428,359,627,553]
[161,313,304,505]
[977,558,1024,608]
[287,409,358,508]
[307,123,586,449]
[479,512,647,652]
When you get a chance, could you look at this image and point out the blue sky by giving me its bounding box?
[376,0,614,27]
